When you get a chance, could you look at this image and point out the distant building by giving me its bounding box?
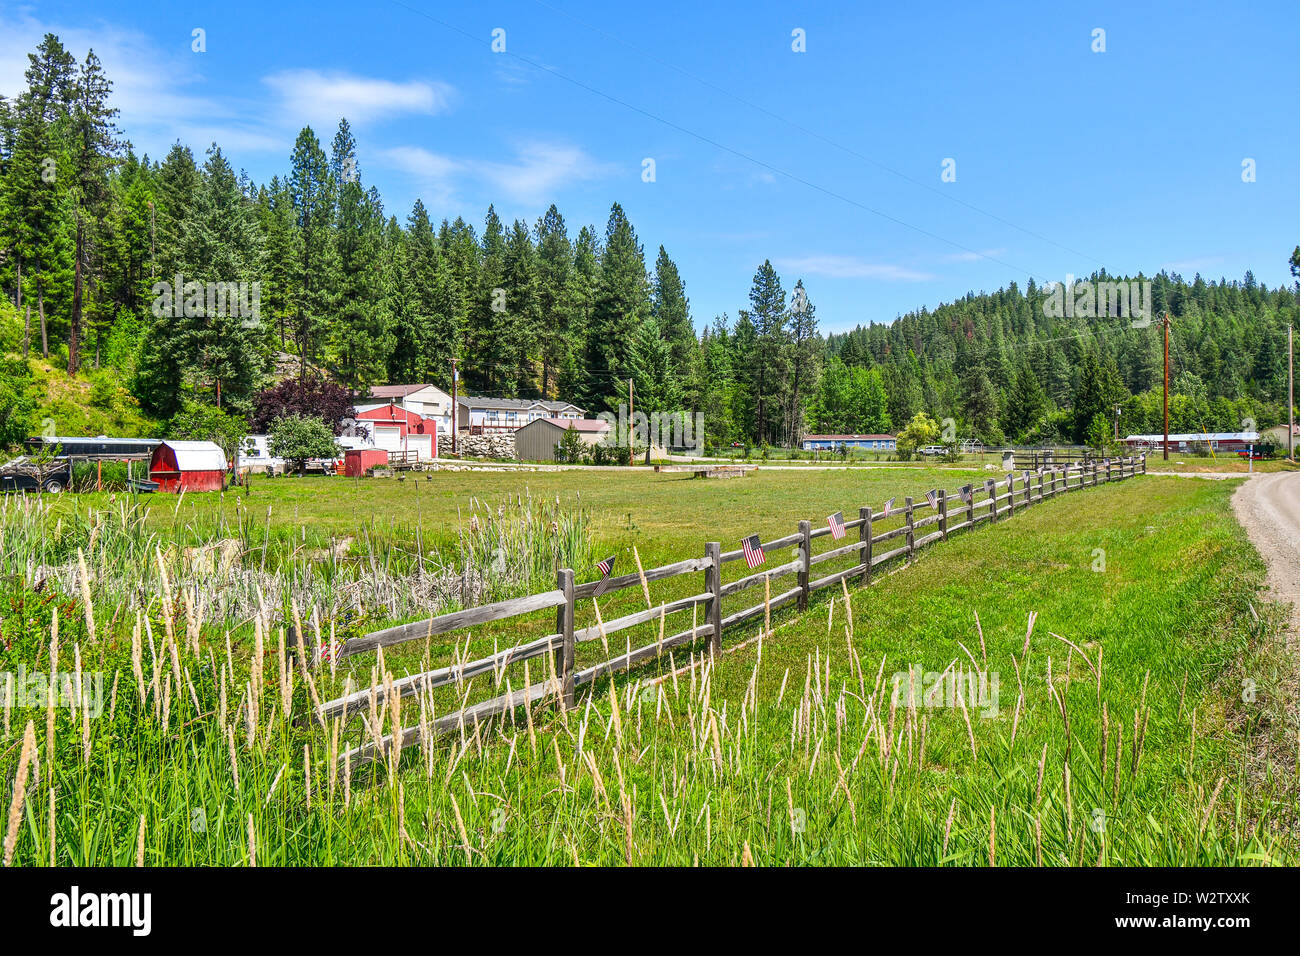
[367,384,454,437]
[149,441,227,493]
[801,433,896,451]
[237,435,287,475]
[1261,424,1299,449]
[457,397,586,435]
[354,404,437,461]
[1122,432,1257,452]
[514,417,612,461]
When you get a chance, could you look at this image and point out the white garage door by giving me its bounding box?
[373,426,401,452]
[407,434,433,460]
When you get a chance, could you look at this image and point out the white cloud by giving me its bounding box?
[375,141,615,210]
[478,142,615,204]
[943,247,1007,263]
[263,69,454,128]
[376,145,461,206]
[776,255,935,282]
[1161,255,1224,274]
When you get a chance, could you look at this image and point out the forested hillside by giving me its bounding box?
[1,33,1295,451]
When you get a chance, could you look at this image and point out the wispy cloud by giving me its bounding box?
[479,143,616,203]
[375,140,615,210]
[776,255,935,282]
[943,247,1007,263]
[1161,255,1225,274]
[262,69,454,128]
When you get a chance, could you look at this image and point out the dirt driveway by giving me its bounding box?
[1232,471,1300,635]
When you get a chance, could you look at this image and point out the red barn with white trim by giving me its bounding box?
[149,440,228,492]
[353,403,437,461]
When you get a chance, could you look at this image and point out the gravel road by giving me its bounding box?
[1232,472,1300,635]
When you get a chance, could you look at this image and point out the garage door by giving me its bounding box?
[373,426,401,452]
[407,434,433,460]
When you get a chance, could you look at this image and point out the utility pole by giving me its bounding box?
[1113,403,1121,442]
[1162,312,1171,461]
[627,377,634,466]
[1289,324,1294,461]
[451,357,458,456]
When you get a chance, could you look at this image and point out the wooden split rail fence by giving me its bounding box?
[326,455,1147,765]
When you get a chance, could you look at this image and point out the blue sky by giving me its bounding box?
[3,0,1297,332]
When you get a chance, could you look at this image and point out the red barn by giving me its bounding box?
[353,403,437,461]
[149,440,228,492]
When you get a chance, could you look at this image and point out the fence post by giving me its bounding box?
[1106,459,1113,483]
[797,520,811,611]
[986,479,997,522]
[556,568,575,710]
[705,542,722,654]
[1024,471,1033,507]
[904,497,915,561]
[859,507,873,585]
[966,486,974,527]
[1142,454,1147,475]
[938,489,948,541]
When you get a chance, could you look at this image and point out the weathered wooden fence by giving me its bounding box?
[326,455,1146,764]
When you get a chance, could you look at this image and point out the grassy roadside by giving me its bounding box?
[1,473,1292,865]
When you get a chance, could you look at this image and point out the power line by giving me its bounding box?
[527,0,1107,270]
[385,0,1066,287]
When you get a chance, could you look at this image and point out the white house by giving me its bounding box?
[368,384,455,438]
[457,397,586,434]
[237,435,287,475]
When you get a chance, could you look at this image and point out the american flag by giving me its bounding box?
[960,484,973,504]
[924,489,939,509]
[741,534,765,569]
[883,497,896,518]
[593,554,616,597]
[827,511,845,540]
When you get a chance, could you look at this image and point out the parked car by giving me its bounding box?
[0,457,72,493]
[919,445,946,456]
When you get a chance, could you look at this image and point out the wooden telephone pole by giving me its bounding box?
[451,358,458,455]
[1162,312,1171,461]
[1289,324,1294,461]
[627,378,634,465]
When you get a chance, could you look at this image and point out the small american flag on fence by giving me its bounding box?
[960,484,973,504]
[883,497,896,518]
[924,489,939,509]
[827,511,845,539]
[741,534,765,569]
[593,554,616,597]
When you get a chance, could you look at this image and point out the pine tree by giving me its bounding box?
[535,205,574,397]
[582,203,648,410]
[745,260,789,444]
[287,126,337,378]
[651,246,694,396]
[627,316,681,461]
[503,219,541,396]
[786,278,821,445]
[64,49,125,373]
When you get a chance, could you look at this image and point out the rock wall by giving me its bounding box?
[456,433,517,460]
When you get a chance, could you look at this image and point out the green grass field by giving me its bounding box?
[1,468,1295,865]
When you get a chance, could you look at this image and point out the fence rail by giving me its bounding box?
[326,455,1147,765]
